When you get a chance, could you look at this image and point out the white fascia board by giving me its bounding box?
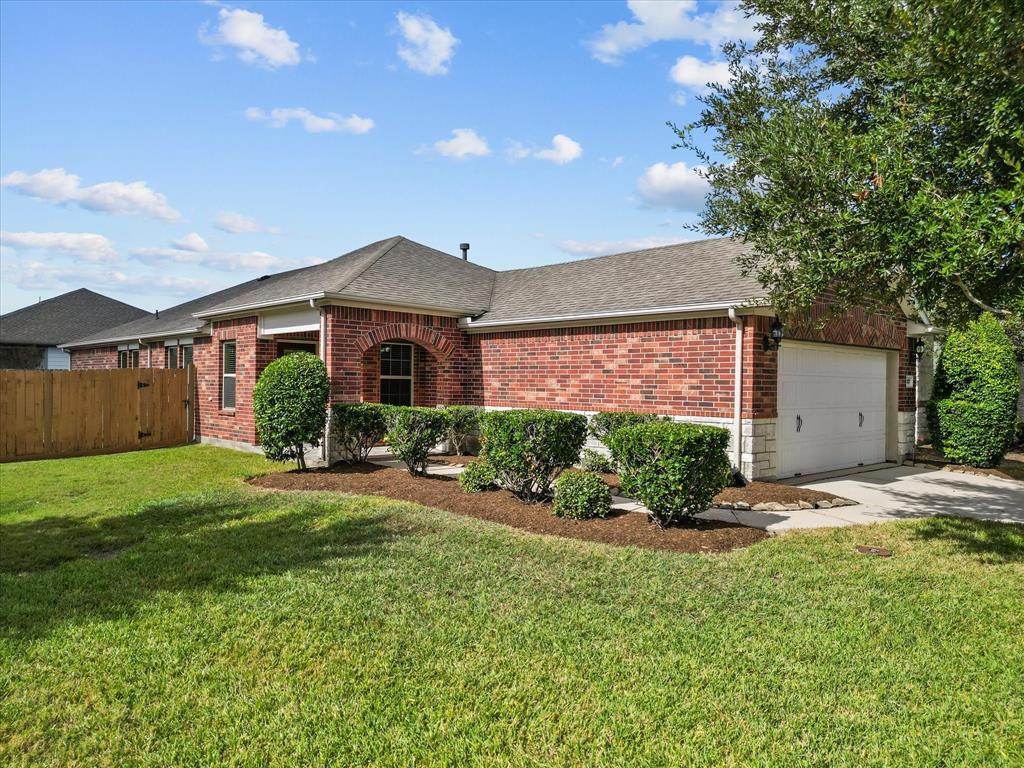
[459,300,768,332]
[60,326,207,350]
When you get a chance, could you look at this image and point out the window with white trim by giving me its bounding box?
[222,341,236,409]
[117,347,139,368]
[165,344,179,368]
[379,342,413,406]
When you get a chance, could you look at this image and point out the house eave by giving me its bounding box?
[193,292,484,321]
[59,325,209,350]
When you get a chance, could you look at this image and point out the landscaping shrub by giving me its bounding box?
[579,448,614,474]
[441,405,483,455]
[252,352,330,470]
[330,403,391,463]
[588,411,666,443]
[480,409,587,501]
[928,313,1020,466]
[459,460,497,493]
[386,406,448,475]
[552,471,612,519]
[605,421,731,527]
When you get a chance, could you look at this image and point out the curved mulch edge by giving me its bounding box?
[247,463,768,555]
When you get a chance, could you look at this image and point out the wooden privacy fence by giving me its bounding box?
[0,367,195,462]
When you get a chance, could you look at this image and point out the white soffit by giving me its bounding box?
[258,306,320,337]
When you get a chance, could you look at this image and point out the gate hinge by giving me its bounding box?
[137,381,150,389]
[138,430,152,439]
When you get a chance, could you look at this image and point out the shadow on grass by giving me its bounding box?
[0,492,403,642]
[910,516,1024,564]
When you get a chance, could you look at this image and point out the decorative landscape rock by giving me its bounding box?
[815,500,833,509]
[752,502,788,512]
[733,501,751,511]
[798,500,814,510]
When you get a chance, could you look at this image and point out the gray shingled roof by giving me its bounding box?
[1,288,148,346]
[60,236,766,346]
[477,238,766,325]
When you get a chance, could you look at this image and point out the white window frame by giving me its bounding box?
[379,342,414,406]
[222,341,237,410]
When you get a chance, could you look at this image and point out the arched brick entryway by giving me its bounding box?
[355,326,454,407]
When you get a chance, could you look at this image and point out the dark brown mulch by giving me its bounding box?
[247,463,768,554]
[914,445,1024,482]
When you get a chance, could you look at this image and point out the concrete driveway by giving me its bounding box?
[708,465,1024,532]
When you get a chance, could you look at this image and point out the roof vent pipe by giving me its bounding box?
[459,242,470,260]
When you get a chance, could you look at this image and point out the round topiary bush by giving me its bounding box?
[253,352,330,469]
[459,460,497,493]
[552,471,612,519]
[928,313,1020,467]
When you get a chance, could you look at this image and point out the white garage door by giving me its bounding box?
[776,343,887,478]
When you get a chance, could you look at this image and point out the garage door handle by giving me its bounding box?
[796,414,802,433]
[859,412,864,427]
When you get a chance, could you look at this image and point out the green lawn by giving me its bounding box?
[1,446,1022,767]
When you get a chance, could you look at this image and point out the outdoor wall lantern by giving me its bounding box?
[763,317,785,351]
[913,338,926,361]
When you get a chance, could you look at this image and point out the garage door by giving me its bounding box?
[776,343,887,477]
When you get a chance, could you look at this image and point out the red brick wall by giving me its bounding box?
[70,346,119,369]
[476,317,737,418]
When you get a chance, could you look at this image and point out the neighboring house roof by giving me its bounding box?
[61,235,767,346]
[0,288,148,346]
[474,238,766,327]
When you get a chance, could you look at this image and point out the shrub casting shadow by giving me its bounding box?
[0,491,402,642]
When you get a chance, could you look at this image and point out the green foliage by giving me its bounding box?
[676,0,1024,327]
[480,409,587,502]
[441,405,483,455]
[579,448,615,474]
[606,422,732,526]
[931,401,1015,467]
[385,407,447,476]
[252,352,329,469]
[458,460,497,493]
[929,314,1020,465]
[330,403,391,463]
[588,411,666,443]
[552,471,612,520]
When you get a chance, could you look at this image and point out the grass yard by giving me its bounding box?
[1,446,1022,767]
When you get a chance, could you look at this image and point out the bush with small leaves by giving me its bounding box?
[459,460,497,493]
[441,405,483,455]
[579,448,615,474]
[480,409,587,501]
[252,352,329,470]
[330,403,391,463]
[605,421,731,526]
[588,411,667,443]
[552,471,612,519]
[386,406,447,475]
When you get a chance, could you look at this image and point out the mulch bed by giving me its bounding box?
[248,463,768,554]
[913,445,1024,482]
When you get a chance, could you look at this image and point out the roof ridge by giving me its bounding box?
[333,235,405,294]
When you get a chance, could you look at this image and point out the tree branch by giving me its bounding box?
[953,276,1012,316]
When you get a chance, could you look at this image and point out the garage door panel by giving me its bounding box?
[777,344,888,477]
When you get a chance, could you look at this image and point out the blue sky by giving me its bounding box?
[0,1,757,313]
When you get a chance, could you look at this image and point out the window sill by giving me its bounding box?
[219,408,236,416]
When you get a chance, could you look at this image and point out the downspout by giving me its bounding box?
[314,299,329,462]
[727,307,743,475]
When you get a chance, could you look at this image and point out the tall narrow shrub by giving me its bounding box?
[253,352,330,470]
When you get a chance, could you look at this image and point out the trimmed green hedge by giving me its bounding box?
[441,405,483,456]
[386,407,447,476]
[459,460,497,493]
[928,313,1019,466]
[480,409,587,501]
[252,352,329,470]
[330,403,391,463]
[552,471,612,519]
[605,421,731,526]
[588,411,666,443]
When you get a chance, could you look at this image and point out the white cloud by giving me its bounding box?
[213,211,279,234]
[1,259,211,297]
[396,12,458,75]
[1,168,181,222]
[534,134,583,165]
[171,232,209,252]
[636,161,709,210]
[0,231,118,263]
[670,55,730,91]
[131,246,283,271]
[433,128,490,159]
[610,155,625,168]
[505,140,531,161]
[201,7,301,69]
[245,106,374,134]
[588,1,759,64]
[556,235,695,258]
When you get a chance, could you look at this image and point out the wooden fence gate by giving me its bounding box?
[0,367,195,462]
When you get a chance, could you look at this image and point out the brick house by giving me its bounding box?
[61,236,919,479]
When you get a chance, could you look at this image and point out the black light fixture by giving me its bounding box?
[763,317,784,351]
[913,338,926,361]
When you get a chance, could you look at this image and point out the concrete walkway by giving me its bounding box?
[369,450,1024,534]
